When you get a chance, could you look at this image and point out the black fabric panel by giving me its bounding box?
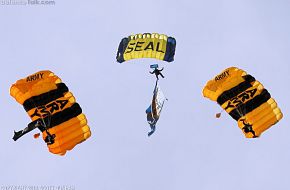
[228,89,271,121]
[23,83,69,112]
[29,103,83,132]
[217,75,256,105]
[116,37,129,63]
[164,37,176,62]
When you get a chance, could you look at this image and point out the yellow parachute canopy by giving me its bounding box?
[116,33,176,63]
[10,70,91,155]
[202,67,283,138]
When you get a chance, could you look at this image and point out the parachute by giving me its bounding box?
[202,67,283,138]
[146,81,167,136]
[10,70,91,155]
[116,33,176,63]
[116,33,174,135]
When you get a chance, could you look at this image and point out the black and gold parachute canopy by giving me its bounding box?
[203,67,283,138]
[10,70,91,155]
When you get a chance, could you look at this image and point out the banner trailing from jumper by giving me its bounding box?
[146,80,167,136]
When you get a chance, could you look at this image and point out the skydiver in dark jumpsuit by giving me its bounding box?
[242,120,257,138]
[150,67,164,80]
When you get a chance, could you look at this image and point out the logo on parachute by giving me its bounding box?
[26,73,44,82]
[125,41,165,54]
[30,99,69,118]
[225,88,257,110]
[215,70,230,81]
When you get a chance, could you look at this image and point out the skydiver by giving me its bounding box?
[242,120,257,138]
[150,67,164,80]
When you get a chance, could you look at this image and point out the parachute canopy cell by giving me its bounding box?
[116,33,176,63]
[10,70,91,155]
[202,67,283,138]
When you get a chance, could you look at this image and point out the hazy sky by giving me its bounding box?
[1,0,290,190]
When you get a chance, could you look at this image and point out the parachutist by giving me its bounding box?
[11,70,91,155]
[150,67,164,80]
[203,67,283,138]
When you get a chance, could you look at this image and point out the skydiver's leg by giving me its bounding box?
[159,73,164,78]
[13,121,40,141]
[148,125,156,137]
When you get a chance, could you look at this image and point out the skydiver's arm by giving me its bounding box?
[149,71,154,74]
[159,67,164,71]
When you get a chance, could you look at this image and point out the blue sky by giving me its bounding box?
[1,0,290,190]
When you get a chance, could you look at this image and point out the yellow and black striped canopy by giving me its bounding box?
[203,67,283,138]
[10,70,91,155]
